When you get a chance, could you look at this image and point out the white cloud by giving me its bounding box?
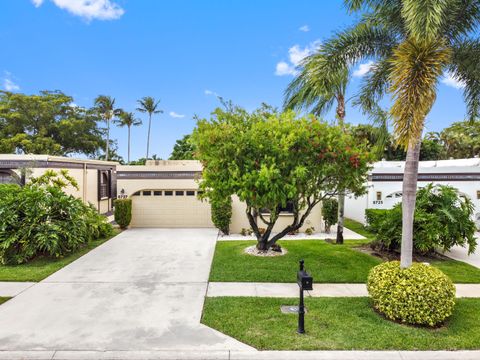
[275,40,321,77]
[169,111,185,118]
[3,72,20,92]
[299,25,309,32]
[32,0,124,21]
[204,89,219,96]
[353,61,374,77]
[441,71,466,89]
[275,61,297,76]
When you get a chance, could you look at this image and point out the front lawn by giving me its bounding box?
[0,229,121,282]
[209,240,382,283]
[210,239,480,283]
[202,297,480,350]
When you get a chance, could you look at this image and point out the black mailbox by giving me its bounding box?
[297,270,313,290]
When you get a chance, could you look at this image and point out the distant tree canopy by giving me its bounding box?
[0,90,106,157]
[169,134,196,160]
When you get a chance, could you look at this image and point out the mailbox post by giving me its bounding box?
[297,259,313,334]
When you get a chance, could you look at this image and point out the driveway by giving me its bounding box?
[0,228,251,351]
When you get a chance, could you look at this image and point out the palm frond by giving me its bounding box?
[401,0,450,41]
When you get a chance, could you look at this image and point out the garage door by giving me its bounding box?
[130,189,214,228]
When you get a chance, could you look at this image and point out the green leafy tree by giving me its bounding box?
[192,105,371,250]
[284,52,349,244]
[94,95,122,161]
[321,198,338,233]
[436,120,480,158]
[114,111,142,164]
[322,0,480,268]
[169,134,196,160]
[136,96,163,159]
[0,90,105,156]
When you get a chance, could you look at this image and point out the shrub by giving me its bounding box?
[365,209,390,233]
[211,196,232,235]
[373,184,477,255]
[305,227,315,235]
[0,180,113,265]
[114,199,132,229]
[322,198,338,233]
[367,261,455,327]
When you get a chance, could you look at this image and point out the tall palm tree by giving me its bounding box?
[136,96,163,159]
[114,111,142,164]
[94,95,122,161]
[284,53,349,244]
[321,0,480,267]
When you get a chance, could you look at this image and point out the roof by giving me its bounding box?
[0,154,118,166]
[372,158,480,174]
[117,160,203,172]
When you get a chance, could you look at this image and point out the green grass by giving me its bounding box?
[0,229,121,282]
[202,297,480,350]
[344,217,374,239]
[0,297,10,305]
[210,239,480,283]
[210,240,382,283]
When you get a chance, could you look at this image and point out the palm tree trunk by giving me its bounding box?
[336,93,346,244]
[146,113,152,159]
[400,137,421,268]
[106,117,110,161]
[127,125,131,164]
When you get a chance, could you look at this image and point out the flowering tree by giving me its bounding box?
[192,105,371,250]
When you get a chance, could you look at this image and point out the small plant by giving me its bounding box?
[322,198,338,233]
[305,227,315,235]
[211,196,232,235]
[367,261,455,327]
[241,228,253,236]
[114,198,132,229]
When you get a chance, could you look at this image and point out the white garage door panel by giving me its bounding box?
[131,193,213,228]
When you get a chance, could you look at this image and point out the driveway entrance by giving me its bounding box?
[0,228,250,351]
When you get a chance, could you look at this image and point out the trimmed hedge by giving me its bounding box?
[211,196,232,235]
[367,261,456,327]
[364,209,389,233]
[114,199,132,229]
[322,198,338,233]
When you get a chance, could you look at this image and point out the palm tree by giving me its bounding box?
[136,96,163,159]
[320,0,480,267]
[114,111,142,164]
[94,95,122,161]
[284,53,349,244]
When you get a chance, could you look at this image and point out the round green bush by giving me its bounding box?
[367,261,455,327]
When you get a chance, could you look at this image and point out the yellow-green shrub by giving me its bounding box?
[367,261,455,327]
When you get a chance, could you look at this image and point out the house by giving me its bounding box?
[116,160,323,232]
[0,154,117,214]
[345,158,480,227]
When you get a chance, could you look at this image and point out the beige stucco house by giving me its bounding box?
[0,155,323,233]
[0,154,117,214]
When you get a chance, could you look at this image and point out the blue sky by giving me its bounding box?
[0,0,470,161]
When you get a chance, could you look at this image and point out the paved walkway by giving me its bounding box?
[207,282,480,298]
[0,229,252,352]
[219,225,365,241]
[0,282,35,297]
[446,233,480,268]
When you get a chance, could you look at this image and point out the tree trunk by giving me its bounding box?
[336,93,346,244]
[127,125,131,164]
[106,117,110,161]
[400,138,421,268]
[146,113,152,159]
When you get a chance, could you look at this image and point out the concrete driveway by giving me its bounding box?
[0,228,252,351]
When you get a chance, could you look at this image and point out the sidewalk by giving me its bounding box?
[207,282,480,298]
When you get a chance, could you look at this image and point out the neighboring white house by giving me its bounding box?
[345,158,480,227]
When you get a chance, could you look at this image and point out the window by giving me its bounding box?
[175,190,185,196]
[186,190,195,196]
[197,190,204,196]
[98,170,110,199]
[165,191,173,196]
[154,191,162,196]
[261,201,294,214]
[376,191,382,201]
[132,191,140,196]
[143,190,152,196]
